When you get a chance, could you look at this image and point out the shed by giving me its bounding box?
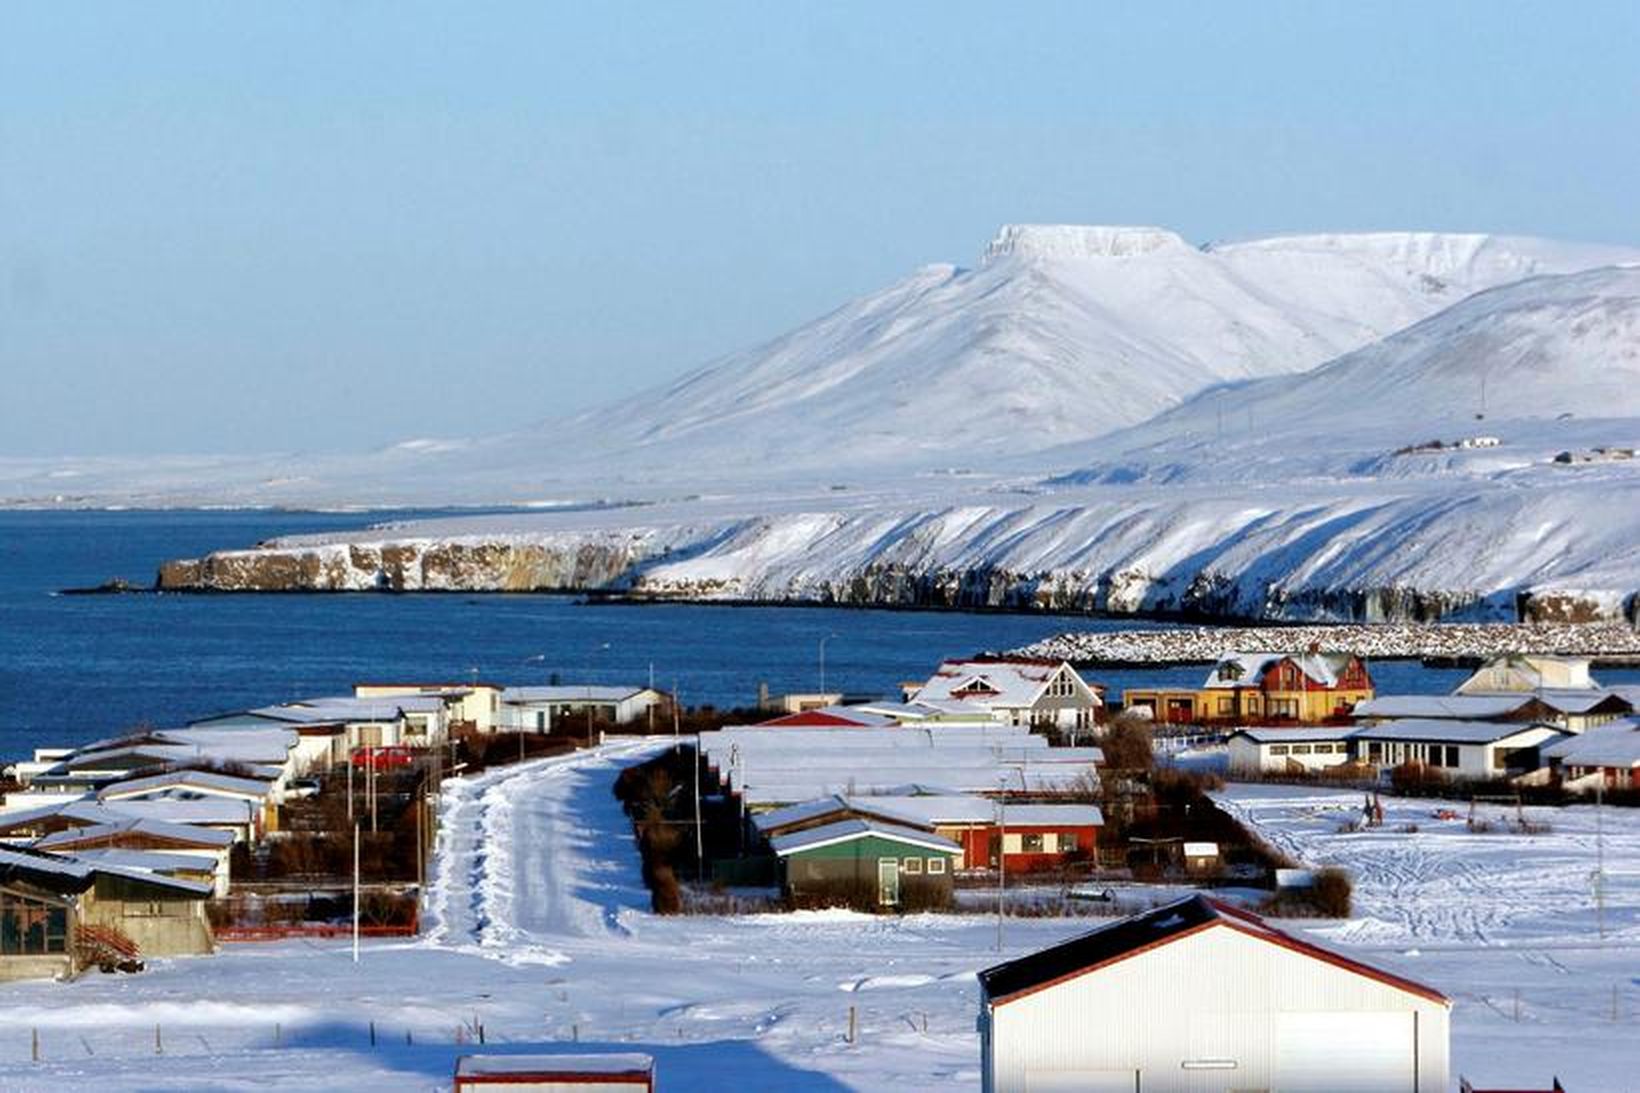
[454,1053,654,1092]
[977,894,1450,1092]
[771,818,961,909]
[1227,726,1360,774]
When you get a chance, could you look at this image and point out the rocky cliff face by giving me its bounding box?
[155,533,1638,626]
[157,533,667,594]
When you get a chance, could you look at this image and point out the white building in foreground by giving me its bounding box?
[978,894,1449,1093]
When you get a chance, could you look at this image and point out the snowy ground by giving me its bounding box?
[5,746,1640,1090]
[1215,782,1640,1090]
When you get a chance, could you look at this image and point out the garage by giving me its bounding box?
[977,895,1450,1093]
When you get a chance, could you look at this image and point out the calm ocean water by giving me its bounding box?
[4,511,1636,765]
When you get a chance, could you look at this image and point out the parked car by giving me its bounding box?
[284,777,322,799]
[351,745,417,771]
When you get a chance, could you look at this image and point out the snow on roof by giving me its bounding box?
[1353,694,1535,720]
[1202,651,1357,690]
[0,843,93,883]
[851,699,999,721]
[70,848,219,874]
[36,817,236,849]
[849,795,1102,828]
[1542,720,1640,767]
[455,1053,654,1078]
[978,894,1448,1007]
[502,686,651,704]
[154,726,298,761]
[102,795,258,827]
[1468,688,1635,715]
[1352,718,1565,745]
[0,799,125,832]
[1230,726,1363,744]
[251,699,411,724]
[753,707,895,728]
[769,818,962,856]
[98,770,272,801]
[914,658,1095,709]
[750,795,851,833]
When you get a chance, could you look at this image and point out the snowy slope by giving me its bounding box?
[453,226,1640,482]
[1052,265,1640,484]
[7,224,1638,508]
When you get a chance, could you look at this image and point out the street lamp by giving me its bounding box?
[819,632,839,696]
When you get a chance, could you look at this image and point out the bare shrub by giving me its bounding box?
[651,864,682,915]
[1102,716,1155,773]
[1310,867,1353,917]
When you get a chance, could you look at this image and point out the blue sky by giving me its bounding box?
[3,2,1637,456]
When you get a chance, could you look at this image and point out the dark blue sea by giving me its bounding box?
[4,511,1637,765]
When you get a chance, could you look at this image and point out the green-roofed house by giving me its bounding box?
[770,818,962,911]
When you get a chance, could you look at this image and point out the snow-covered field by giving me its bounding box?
[1215,782,1640,1090]
[5,746,1640,1090]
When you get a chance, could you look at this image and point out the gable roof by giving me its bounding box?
[751,795,854,835]
[1352,694,1538,721]
[978,895,1447,1008]
[1542,719,1640,767]
[1203,651,1359,690]
[769,817,961,857]
[98,770,272,802]
[1351,718,1565,745]
[754,707,895,728]
[36,817,236,850]
[0,798,128,834]
[1229,726,1362,745]
[915,658,1096,709]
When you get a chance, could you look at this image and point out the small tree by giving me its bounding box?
[1102,715,1155,773]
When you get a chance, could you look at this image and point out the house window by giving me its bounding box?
[1269,745,1290,756]
[0,893,68,955]
[1217,697,1233,715]
[1445,745,1460,768]
[124,900,167,918]
[1291,745,1312,755]
[1059,832,1079,853]
[1367,742,1384,761]
[902,858,922,874]
[1021,833,1045,853]
[926,858,947,874]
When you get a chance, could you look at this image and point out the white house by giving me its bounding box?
[354,682,502,734]
[977,894,1450,1092]
[1226,727,1360,775]
[1455,654,1596,694]
[1542,718,1640,791]
[910,658,1102,734]
[498,686,670,732]
[1352,719,1568,779]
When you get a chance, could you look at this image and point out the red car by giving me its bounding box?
[351,744,417,771]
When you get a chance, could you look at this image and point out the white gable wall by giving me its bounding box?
[983,923,1448,1093]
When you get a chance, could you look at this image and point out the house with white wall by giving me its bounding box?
[977,894,1449,1092]
[1352,719,1567,779]
[1226,726,1360,775]
[910,658,1102,735]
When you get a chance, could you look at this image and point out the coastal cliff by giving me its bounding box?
[154,527,1639,626]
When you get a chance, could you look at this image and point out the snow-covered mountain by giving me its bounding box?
[156,253,1640,623]
[11,223,1636,509]
[465,226,1640,483]
[1050,265,1640,485]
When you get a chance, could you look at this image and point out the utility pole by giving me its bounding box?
[692,732,705,883]
[819,632,838,695]
[352,820,361,964]
[347,754,354,823]
[1596,776,1607,940]
[995,783,1006,954]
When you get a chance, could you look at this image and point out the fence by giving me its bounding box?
[215,919,419,942]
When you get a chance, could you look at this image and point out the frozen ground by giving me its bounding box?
[1215,782,1640,1090]
[4,747,1639,1090]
